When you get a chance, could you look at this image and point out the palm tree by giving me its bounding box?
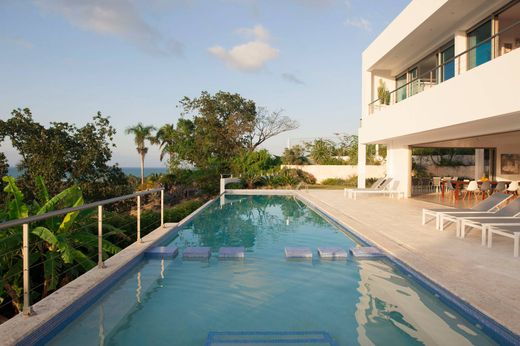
[155,124,176,162]
[125,123,156,185]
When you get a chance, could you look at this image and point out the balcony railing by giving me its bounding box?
[368,20,520,115]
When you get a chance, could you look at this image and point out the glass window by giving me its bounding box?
[441,45,455,81]
[396,74,407,102]
[408,68,418,96]
[468,20,492,69]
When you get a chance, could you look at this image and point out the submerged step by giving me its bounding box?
[349,246,385,259]
[183,247,211,260]
[285,247,313,259]
[317,247,347,259]
[145,246,179,259]
[206,331,337,345]
[219,246,245,259]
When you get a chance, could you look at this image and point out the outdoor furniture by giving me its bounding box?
[432,177,441,193]
[487,224,520,257]
[506,181,519,195]
[422,193,512,229]
[494,181,507,193]
[480,181,492,197]
[463,181,481,200]
[344,177,390,198]
[442,180,510,201]
[349,180,404,199]
[444,197,520,239]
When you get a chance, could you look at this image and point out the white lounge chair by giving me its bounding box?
[450,198,520,244]
[349,180,404,200]
[422,193,512,230]
[487,224,520,257]
[344,177,390,198]
[439,195,519,232]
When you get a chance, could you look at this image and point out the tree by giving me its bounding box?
[0,108,131,200]
[281,145,308,165]
[0,177,121,313]
[0,153,7,178]
[246,107,298,151]
[306,139,336,164]
[231,149,280,188]
[178,91,257,169]
[125,123,156,185]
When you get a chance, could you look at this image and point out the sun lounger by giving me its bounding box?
[349,180,404,200]
[344,177,388,198]
[487,224,520,257]
[421,193,511,230]
[456,198,520,242]
[440,196,520,233]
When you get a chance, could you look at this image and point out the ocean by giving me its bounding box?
[6,167,168,178]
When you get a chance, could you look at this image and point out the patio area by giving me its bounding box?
[296,189,520,336]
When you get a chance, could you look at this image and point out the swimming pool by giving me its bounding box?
[47,195,498,345]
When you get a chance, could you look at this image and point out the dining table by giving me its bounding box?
[440,180,511,200]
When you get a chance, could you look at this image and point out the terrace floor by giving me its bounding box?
[296,190,520,337]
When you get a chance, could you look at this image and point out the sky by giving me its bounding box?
[0,0,410,167]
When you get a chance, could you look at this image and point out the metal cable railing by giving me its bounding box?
[0,188,164,316]
[368,20,520,115]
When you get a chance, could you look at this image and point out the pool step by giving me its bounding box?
[285,247,313,259]
[183,247,211,260]
[205,331,337,346]
[219,247,245,260]
[350,246,385,259]
[145,246,179,259]
[317,247,347,259]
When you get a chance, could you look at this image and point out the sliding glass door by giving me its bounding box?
[468,20,492,69]
[396,73,407,102]
[440,44,455,81]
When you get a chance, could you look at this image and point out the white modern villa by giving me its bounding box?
[357,0,520,197]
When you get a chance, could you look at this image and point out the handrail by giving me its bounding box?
[0,186,165,316]
[368,20,520,110]
[0,188,163,230]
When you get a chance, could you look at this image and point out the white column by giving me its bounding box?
[475,149,485,179]
[387,144,412,198]
[454,30,468,75]
[357,143,367,188]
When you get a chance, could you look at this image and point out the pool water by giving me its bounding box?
[48,195,496,345]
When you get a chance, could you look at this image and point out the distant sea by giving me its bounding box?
[6,167,168,178]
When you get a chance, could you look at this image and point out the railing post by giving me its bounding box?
[22,223,33,316]
[160,190,164,228]
[98,205,105,269]
[137,195,141,243]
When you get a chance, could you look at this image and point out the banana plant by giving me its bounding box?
[0,176,125,312]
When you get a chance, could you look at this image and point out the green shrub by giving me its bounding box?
[320,178,347,185]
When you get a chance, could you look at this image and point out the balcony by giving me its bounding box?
[367,19,520,117]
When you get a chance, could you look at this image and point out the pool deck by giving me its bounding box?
[295,189,520,337]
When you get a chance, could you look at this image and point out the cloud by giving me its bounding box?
[282,73,304,85]
[209,25,279,72]
[344,17,371,32]
[34,0,182,56]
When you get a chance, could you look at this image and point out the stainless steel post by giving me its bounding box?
[160,190,164,228]
[98,205,105,268]
[137,195,141,243]
[22,223,33,316]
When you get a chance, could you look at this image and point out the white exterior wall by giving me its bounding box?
[282,165,385,184]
